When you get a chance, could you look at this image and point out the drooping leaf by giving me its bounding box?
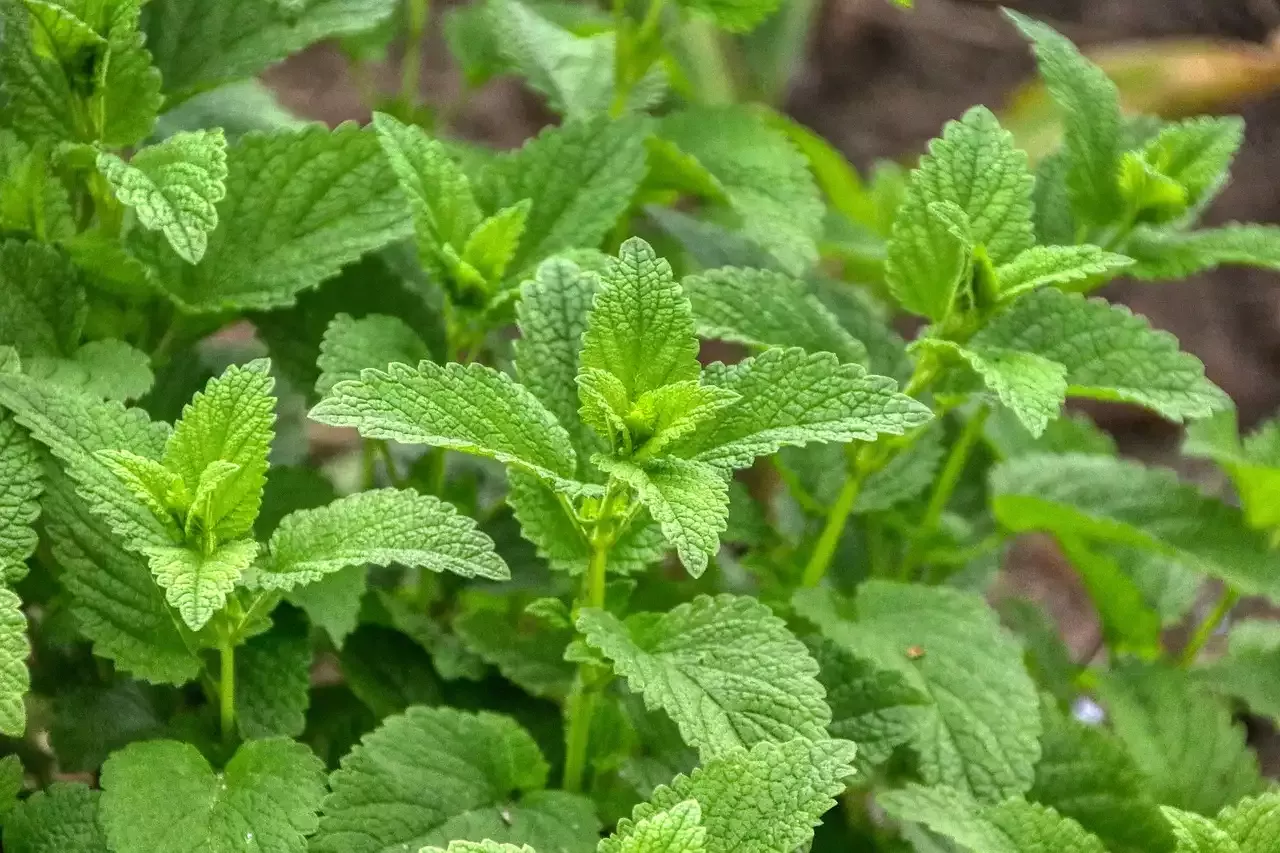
[1126,224,1280,279]
[236,607,312,740]
[315,313,432,397]
[917,338,1067,437]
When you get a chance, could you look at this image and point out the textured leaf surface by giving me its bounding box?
[97,6,163,148]
[98,129,228,264]
[682,267,866,364]
[1163,808,1239,853]
[580,594,830,761]
[257,488,508,589]
[795,582,1041,802]
[996,244,1134,297]
[312,707,599,853]
[885,106,1034,320]
[423,844,536,853]
[311,361,580,490]
[286,565,366,649]
[164,359,275,540]
[1218,794,1280,853]
[972,287,1227,422]
[453,603,574,699]
[612,800,706,853]
[602,738,856,853]
[580,238,699,403]
[1008,10,1122,224]
[100,737,326,853]
[140,124,411,312]
[674,348,931,469]
[991,453,1280,602]
[1127,224,1280,279]
[145,0,399,99]
[0,413,41,580]
[659,108,823,275]
[143,540,256,630]
[922,339,1067,436]
[1099,663,1261,816]
[236,608,311,740]
[1140,116,1243,210]
[3,782,108,853]
[0,239,84,356]
[315,312,432,397]
[595,456,728,577]
[0,589,29,737]
[24,340,155,402]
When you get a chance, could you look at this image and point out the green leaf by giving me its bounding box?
[1218,793,1280,853]
[255,488,508,589]
[145,0,399,101]
[811,277,912,381]
[602,738,856,853]
[0,588,29,737]
[3,782,109,853]
[164,359,275,540]
[0,239,84,357]
[453,601,574,700]
[495,115,649,274]
[1098,663,1261,815]
[1139,116,1244,211]
[312,707,600,853]
[580,238,700,403]
[879,784,1109,853]
[1029,697,1174,853]
[795,582,1041,802]
[0,412,41,581]
[682,267,867,364]
[458,199,530,286]
[315,313,431,397]
[1126,224,1280,279]
[0,754,20,821]
[237,607,311,740]
[340,625,442,716]
[995,244,1134,298]
[138,123,411,312]
[972,287,1228,422]
[1199,619,1280,725]
[628,381,741,462]
[310,361,582,491]
[1006,10,1122,225]
[885,106,1034,321]
[580,594,830,761]
[1163,808,1239,853]
[96,5,163,148]
[991,453,1280,602]
[371,112,481,280]
[658,108,823,275]
[611,800,706,853]
[423,844,537,853]
[918,339,1067,437]
[142,539,256,630]
[672,0,780,31]
[594,456,728,578]
[1184,409,1280,532]
[100,737,327,853]
[98,129,228,264]
[673,348,932,469]
[286,566,366,649]
[20,0,105,68]
[24,340,155,402]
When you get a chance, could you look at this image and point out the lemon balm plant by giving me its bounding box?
[2,0,1280,851]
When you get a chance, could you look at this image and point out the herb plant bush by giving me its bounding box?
[2,0,1280,850]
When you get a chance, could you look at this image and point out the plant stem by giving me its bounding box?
[561,538,609,792]
[800,458,862,588]
[1179,586,1240,666]
[899,406,989,580]
[219,638,236,747]
[400,0,430,110]
[361,440,377,490]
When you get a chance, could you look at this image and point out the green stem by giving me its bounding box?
[219,638,236,747]
[400,0,430,110]
[562,538,609,792]
[899,406,990,580]
[1179,586,1240,666]
[800,458,862,588]
[361,440,377,490]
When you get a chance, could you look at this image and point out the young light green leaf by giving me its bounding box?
[256,488,508,589]
[315,313,432,397]
[310,361,581,491]
[164,359,275,540]
[98,129,228,264]
[1006,10,1123,225]
[95,449,182,533]
[100,737,326,853]
[138,123,411,312]
[1098,663,1261,816]
[20,0,104,68]
[495,116,649,273]
[1140,116,1244,211]
[1126,224,1280,279]
[996,244,1135,297]
[580,238,700,403]
[594,456,729,578]
[142,539,256,631]
[145,0,399,102]
[458,199,530,286]
[659,108,823,275]
[579,594,830,761]
[918,339,1067,437]
[885,106,1034,321]
[1163,808,1239,853]
[972,287,1228,422]
[423,844,537,853]
[0,239,84,356]
[991,453,1280,602]
[312,707,600,853]
[795,582,1041,803]
[628,381,741,462]
[602,738,856,853]
[0,413,41,581]
[1029,697,1174,853]
[577,367,632,449]
[0,588,29,737]
[0,0,80,145]
[682,267,867,364]
[1184,409,1280,532]
[611,800,706,853]
[236,607,311,740]
[1217,793,1280,853]
[96,6,163,148]
[371,112,481,279]
[3,782,108,853]
[672,348,932,469]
